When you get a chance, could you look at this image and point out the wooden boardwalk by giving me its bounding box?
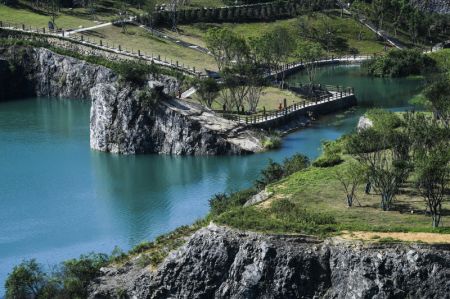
[220,86,356,127]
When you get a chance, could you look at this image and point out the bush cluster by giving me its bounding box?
[312,140,344,168]
[209,189,257,215]
[142,0,334,26]
[363,49,437,77]
[255,154,310,190]
[214,198,336,235]
[5,254,109,299]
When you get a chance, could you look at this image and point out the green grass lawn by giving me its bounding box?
[178,11,387,55]
[188,86,306,112]
[214,158,450,236]
[75,24,217,71]
[0,3,97,29]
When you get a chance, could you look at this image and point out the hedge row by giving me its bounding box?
[140,0,335,26]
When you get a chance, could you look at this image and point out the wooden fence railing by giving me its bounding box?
[0,21,204,77]
[219,87,354,126]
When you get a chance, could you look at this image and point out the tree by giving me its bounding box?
[335,161,366,207]
[60,253,109,298]
[255,159,284,190]
[144,0,157,29]
[5,259,47,298]
[250,27,295,85]
[346,128,401,211]
[47,0,59,29]
[371,0,389,30]
[169,0,178,31]
[283,153,310,176]
[221,65,250,113]
[295,41,323,84]
[195,77,219,108]
[415,144,450,227]
[423,76,450,128]
[244,64,266,113]
[205,28,248,71]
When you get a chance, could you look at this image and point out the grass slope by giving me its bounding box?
[215,159,450,236]
[76,24,217,71]
[178,10,386,55]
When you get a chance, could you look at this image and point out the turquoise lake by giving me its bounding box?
[0,65,423,293]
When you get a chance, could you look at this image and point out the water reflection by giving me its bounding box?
[0,65,424,294]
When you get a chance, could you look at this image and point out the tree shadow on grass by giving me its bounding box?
[79,30,105,38]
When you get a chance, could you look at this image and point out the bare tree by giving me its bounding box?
[335,161,366,207]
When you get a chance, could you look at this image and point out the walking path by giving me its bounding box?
[137,24,211,55]
[63,22,112,36]
[0,24,203,77]
[269,55,372,80]
[220,88,355,126]
[336,0,404,49]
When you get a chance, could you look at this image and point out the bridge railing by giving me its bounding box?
[218,86,354,126]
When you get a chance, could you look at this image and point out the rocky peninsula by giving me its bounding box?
[0,45,264,155]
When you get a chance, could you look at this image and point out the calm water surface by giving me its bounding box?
[0,65,422,293]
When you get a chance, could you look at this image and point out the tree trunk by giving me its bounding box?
[347,194,353,207]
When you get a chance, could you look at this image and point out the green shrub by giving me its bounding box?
[365,109,402,131]
[283,153,310,176]
[61,253,109,298]
[312,155,343,167]
[363,49,437,77]
[254,159,284,190]
[262,135,282,150]
[209,189,256,215]
[5,259,48,299]
[5,254,109,299]
[215,199,336,235]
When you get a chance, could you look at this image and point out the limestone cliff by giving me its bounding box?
[89,84,263,155]
[89,224,450,299]
[0,46,263,155]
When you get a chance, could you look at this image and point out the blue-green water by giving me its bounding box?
[0,65,422,293]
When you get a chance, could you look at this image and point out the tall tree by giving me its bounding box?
[335,161,366,207]
[423,76,450,128]
[295,41,323,84]
[415,144,449,227]
[195,77,220,108]
[205,28,248,71]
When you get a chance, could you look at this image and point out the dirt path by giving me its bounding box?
[341,231,450,244]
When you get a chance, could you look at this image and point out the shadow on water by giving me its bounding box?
[0,64,424,294]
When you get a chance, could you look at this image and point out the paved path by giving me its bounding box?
[63,22,112,36]
[269,55,372,80]
[336,0,404,49]
[134,22,211,55]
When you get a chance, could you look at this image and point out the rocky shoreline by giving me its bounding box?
[88,224,450,299]
[0,46,264,155]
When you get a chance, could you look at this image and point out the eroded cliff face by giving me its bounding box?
[0,46,263,155]
[89,83,263,155]
[89,224,450,299]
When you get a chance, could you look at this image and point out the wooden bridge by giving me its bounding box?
[220,85,356,127]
